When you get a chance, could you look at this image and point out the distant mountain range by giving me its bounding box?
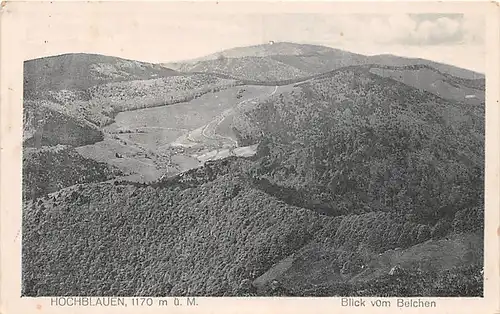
[163,42,484,81]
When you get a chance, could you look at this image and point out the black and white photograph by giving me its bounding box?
[13,2,490,300]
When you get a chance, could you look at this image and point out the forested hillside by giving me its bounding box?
[233,66,484,225]
[22,63,484,297]
[23,146,121,200]
[22,157,483,297]
[24,54,241,141]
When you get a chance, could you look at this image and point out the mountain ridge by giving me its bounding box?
[162,42,484,80]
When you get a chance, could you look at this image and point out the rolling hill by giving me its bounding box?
[163,42,484,108]
[232,65,484,219]
[22,156,483,297]
[164,42,368,81]
[367,54,484,80]
[24,53,179,98]
[369,64,484,105]
[171,56,311,82]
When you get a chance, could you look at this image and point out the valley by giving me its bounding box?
[22,41,485,297]
[76,85,279,182]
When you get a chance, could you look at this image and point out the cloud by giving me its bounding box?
[387,14,418,42]
[411,16,461,44]
[336,14,481,46]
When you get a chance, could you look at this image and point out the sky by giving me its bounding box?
[18,3,486,73]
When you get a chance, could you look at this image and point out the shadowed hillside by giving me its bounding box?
[23,145,122,200]
[23,99,104,147]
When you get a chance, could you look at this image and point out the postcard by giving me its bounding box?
[0,1,499,313]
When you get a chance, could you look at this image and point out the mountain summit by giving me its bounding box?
[186,42,350,61]
[164,42,484,82]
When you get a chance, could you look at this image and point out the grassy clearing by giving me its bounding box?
[369,67,484,105]
[116,131,185,152]
[350,232,483,284]
[104,86,274,133]
[78,86,276,180]
[75,137,162,180]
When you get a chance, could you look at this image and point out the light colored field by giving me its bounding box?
[116,130,186,151]
[214,113,236,141]
[175,85,278,148]
[75,136,164,181]
[104,85,275,133]
[349,232,483,283]
[196,144,258,163]
[78,85,276,182]
[171,155,202,172]
[369,67,484,104]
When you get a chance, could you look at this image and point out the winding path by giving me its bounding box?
[199,86,279,145]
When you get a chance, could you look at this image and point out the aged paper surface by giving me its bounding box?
[1,1,499,313]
